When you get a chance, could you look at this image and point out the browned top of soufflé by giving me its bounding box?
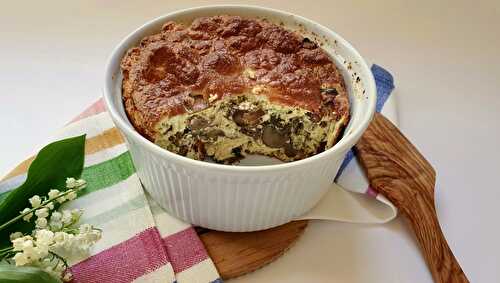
[121,15,349,139]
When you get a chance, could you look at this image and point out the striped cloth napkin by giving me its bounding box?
[0,64,394,283]
[0,101,222,282]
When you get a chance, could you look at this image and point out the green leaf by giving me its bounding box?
[0,135,86,247]
[0,264,62,283]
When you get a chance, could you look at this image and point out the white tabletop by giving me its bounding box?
[1,1,499,282]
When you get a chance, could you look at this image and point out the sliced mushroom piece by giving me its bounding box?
[205,129,225,139]
[320,87,338,95]
[194,140,206,159]
[241,127,262,139]
[262,124,289,148]
[232,108,265,127]
[188,116,209,130]
[284,142,297,157]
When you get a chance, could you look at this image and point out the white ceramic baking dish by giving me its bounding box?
[103,5,376,232]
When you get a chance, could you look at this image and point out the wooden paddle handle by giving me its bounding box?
[368,181,470,283]
[356,113,468,283]
[401,191,469,283]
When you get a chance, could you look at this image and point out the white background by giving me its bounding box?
[1,1,499,282]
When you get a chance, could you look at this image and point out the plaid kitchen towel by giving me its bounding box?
[0,64,395,282]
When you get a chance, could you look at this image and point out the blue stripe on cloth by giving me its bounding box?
[0,173,26,194]
[334,64,395,180]
[371,64,395,113]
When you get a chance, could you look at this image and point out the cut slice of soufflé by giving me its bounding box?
[121,15,350,164]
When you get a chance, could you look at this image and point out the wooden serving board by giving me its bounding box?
[197,220,308,280]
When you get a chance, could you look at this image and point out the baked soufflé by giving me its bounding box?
[121,15,350,164]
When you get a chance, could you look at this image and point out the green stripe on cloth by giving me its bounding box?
[79,151,136,197]
[84,193,147,226]
[0,151,136,202]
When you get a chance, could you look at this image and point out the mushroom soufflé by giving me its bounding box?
[121,15,350,164]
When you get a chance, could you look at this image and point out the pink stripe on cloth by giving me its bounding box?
[70,227,170,283]
[163,227,208,273]
[69,98,106,124]
[366,186,379,198]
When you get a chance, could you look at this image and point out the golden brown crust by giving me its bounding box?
[121,15,349,140]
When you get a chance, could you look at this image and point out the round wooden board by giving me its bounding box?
[197,220,308,280]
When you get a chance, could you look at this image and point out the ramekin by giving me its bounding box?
[103,5,376,232]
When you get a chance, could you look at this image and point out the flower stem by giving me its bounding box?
[0,189,75,232]
[0,247,14,261]
[49,251,69,269]
[61,227,79,234]
[0,247,13,252]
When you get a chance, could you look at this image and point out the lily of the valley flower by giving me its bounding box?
[28,195,42,208]
[9,232,23,241]
[20,208,33,221]
[0,178,100,282]
[35,217,48,229]
[11,225,101,265]
[10,178,87,230]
